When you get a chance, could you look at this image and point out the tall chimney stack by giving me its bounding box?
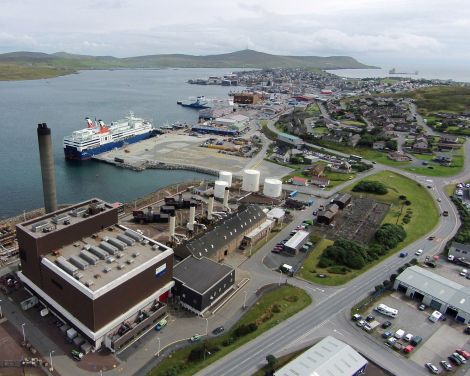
[37,123,57,213]
[169,214,176,239]
[187,204,196,231]
[207,195,214,220]
[223,187,230,209]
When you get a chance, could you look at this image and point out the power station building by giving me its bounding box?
[16,198,174,353]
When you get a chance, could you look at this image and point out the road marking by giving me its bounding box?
[333,328,344,336]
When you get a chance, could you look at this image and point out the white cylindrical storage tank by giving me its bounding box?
[214,180,229,198]
[242,169,260,192]
[263,178,283,198]
[219,171,233,187]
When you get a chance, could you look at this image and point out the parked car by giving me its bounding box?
[448,354,463,366]
[352,314,362,321]
[440,360,452,371]
[425,362,439,374]
[456,349,470,359]
[71,350,83,361]
[386,337,397,347]
[356,319,366,328]
[460,269,468,277]
[399,252,408,258]
[453,352,467,364]
[404,333,413,342]
[365,315,375,323]
[382,331,393,338]
[411,336,423,346]
[189,334,203,343]
[419,304,426,311]
[403,345,415,354]
[212,326,225,335]
[381,321,392,329]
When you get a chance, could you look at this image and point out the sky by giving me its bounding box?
[1,0,469,68]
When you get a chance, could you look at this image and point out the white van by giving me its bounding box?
[429,310,442,323]
[375,303,399,318]
[394,329,405,339]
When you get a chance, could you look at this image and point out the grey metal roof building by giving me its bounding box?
[175,205,266,261]
[394,265,470,323]
[449,241,470,259]
[275,336,367,376]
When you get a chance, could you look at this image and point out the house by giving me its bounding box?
[373,141,386,150]
[348,134,361,147]
[310,164,326,177]
[330,161,352,173]
[317,204,339,225]
[388,151,411,162]
[311,176,330,187]
[277,132,304,149]
[412,140,429,152]
[291,176,308,186]
[333,193,352,209]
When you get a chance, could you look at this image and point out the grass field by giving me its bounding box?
[306,103,321,115]
[404,153,464,177]
[299,171,439,285]
[283,167,355,190]
[311,126,329,135]
[149,285,311,376]
[342,120,366,126]
[0,63,75,81]
[399,86,470,114]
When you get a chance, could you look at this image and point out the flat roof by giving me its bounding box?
[285,230,309,249]
[173,256,233,295]
[396,266,470,314]
[245,220,273,240]
[18,198,114,239]
[275,336,367,376]
[43,224,172,293]
[278,132,302,141]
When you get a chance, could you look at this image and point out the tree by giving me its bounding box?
[399,195,407,200]
[352,181,388,195]
[266,354,277,369]
[375,224,407,250]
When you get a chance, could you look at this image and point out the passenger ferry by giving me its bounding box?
[63,113,156,160]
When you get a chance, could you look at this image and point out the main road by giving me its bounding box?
[196,113,470,376]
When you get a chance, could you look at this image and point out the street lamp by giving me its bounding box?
[204,318,209,336]
[21,323,26,343]
[49,350,55,371]
[278,270,283,286]
[0,299,3,318]
[156,337,161,357]
[243,291,248,309]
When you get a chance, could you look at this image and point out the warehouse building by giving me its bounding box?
[448,241,470,260]
[317,203,339,225]
[16,199,174,353]
[275,336,368,376]
[284,230,310,255]
[172,256,235,315]
[333,193,352,209]
[394,265,470,323]
[175,205,266,262]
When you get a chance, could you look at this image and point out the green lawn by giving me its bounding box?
[311,126,329,135]
[299,171,439,286]
[344,171,439,245]
[323,170,356,189]
[149,285,311,376]
[445,183,456,197]
[342,120,366,127]
[403,154,464,177]
[306,103,321,115]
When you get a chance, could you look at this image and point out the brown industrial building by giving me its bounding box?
[317,204,339,225]
[174,205,266,262]
[233,92,261,105]
[16,198,174,353]
[333,193,352,209]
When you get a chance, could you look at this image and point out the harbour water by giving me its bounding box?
[0,68,240,219]
[326,67,470,83]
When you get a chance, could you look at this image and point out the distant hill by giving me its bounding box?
[0,49,377,81]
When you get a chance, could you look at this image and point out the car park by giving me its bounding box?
[425,362,439,374]
[440,360,452,371]
[212,326,225,335]
[381,320,392,329]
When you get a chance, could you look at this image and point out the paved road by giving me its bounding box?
[196,118,470,376]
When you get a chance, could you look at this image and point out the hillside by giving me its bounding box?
[0,49,376,81]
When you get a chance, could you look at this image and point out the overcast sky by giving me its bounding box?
[1,0,469,68]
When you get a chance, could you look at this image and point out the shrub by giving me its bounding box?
[272,304,281,313]
[352,180,388,195]
[222,337,235,346]
[327,265,350,274]
[399,195,407,200]
[404,200,412,206]
[234,323,258,337]
[284,295,299,303]
[375,224,407,250]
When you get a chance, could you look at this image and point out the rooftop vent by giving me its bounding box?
[126,259,134,265]
[118,264,126,270]
[85,280,94,288]
[103,266,112,273]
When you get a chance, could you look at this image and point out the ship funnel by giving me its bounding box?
[207,195,214,220]
[187,204,196,231]
[37,123,58,213]
[223,188,230,209]
[169,214,176,239]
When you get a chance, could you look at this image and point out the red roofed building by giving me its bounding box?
[292,176,308,186]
